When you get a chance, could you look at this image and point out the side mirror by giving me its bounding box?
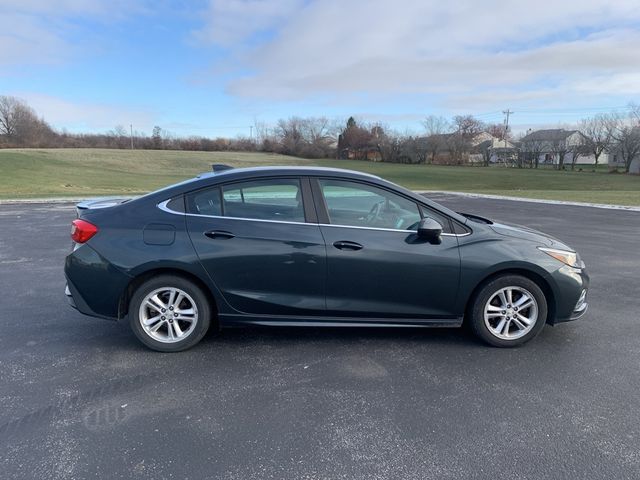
[417,217,443,244]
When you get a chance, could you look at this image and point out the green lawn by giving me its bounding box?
[1,148,639,205]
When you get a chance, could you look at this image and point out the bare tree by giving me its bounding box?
[606,112,640,173]
[548,137,572,170]
[421,115,449,164]
[453,115,484,137]
[570,134,592,170]
[0,95,21,137]
[0,95,55,146]
[152,126,163,149]
[276,117,304,155]
[375,129,403,163]
[422,115,449,136]
[486,123,507,141]
[629,102,640,125]
[474,140,492,167]
[338,117,374,159]
[448,115,485,164]
[579,115,612,167]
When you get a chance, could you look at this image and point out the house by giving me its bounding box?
[421,131,502,165]
[607,126,640,173]
[470,137,519,164]
[519,129,604,166]
[340,147,382,161]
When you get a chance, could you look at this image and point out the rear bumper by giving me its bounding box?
[65,284,77,309]
[65,278,118,321]
[64,243,131,321]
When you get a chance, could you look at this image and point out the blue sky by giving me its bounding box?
[1,0,639,138]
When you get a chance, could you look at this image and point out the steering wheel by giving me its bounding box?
[365,200,386,225]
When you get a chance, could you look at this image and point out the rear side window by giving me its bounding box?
[222,179,304,222]
[187,187,222,216]
[186,179,306,223]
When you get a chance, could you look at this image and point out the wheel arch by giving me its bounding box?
[463,268,557,325]
[118,267,219,325]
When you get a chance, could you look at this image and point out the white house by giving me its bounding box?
[520,129,606,166]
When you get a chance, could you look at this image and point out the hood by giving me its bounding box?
[489,221,572,250]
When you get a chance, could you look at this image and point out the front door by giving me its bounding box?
[313,178,461,320]
[186,177,326,316]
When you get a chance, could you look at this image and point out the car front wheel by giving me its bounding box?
[129,275,211,352]
[469,275,547,347]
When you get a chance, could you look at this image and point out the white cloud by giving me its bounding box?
[192,0,305,47]
[15,92,156,132]
[0,0,148,67]
[198,0,640,111]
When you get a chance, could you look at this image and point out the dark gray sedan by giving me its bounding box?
[64,166,588,351]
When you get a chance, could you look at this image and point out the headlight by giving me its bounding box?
[538,247,584,268]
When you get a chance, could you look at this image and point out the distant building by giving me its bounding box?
[520,129,604,165]
[470,137,519,164]
[419,131,504,165]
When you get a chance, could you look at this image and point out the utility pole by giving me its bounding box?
[250,125,253,141]
[130,124,134,150]
[502,110,513,148]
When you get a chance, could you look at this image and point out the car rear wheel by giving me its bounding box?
[129,275,211,352]
[469,275,547,347]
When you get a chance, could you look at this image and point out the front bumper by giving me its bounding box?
[569,289,588,320]
[550,265,589,324]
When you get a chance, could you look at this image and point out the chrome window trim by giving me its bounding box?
[319,223,469,236]
[186,213,310,226]
[157,200,471,236]
[158,200,312,226]
[318,223,415,233]
[157,199,181,214]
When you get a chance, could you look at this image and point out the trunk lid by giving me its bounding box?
[75,197,131,217]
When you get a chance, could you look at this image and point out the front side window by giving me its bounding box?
[222,179,305,222]
[319,179,422,230]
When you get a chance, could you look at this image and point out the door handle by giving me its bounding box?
[333,240,363,251]
[204,230,235,240]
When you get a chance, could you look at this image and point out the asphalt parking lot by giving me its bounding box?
[1,196,639,480]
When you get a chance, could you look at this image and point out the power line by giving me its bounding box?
[474,104,633,118]
[503,109,513,147]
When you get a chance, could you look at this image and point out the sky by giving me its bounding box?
[1,0,640,138]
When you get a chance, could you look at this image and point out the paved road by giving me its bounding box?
[1,197,639,480]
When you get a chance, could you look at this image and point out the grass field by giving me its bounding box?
[1,148,639,205]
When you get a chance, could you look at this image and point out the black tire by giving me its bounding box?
[129,275,212,352]
[469,275,547,347]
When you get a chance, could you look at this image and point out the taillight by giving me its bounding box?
[71,219,98,243]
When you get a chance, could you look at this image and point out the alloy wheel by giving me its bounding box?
[483,286,538,340]
[138,287,198,343]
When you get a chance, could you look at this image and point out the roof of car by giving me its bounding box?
[198,165,382,181]
[139,164,468,225]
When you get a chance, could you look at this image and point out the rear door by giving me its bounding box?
[312,178,461,321]
[185,177,326,316]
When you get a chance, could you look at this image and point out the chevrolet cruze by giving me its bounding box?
[64,166,588,351]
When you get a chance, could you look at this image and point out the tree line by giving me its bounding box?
[1,95,639,173]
